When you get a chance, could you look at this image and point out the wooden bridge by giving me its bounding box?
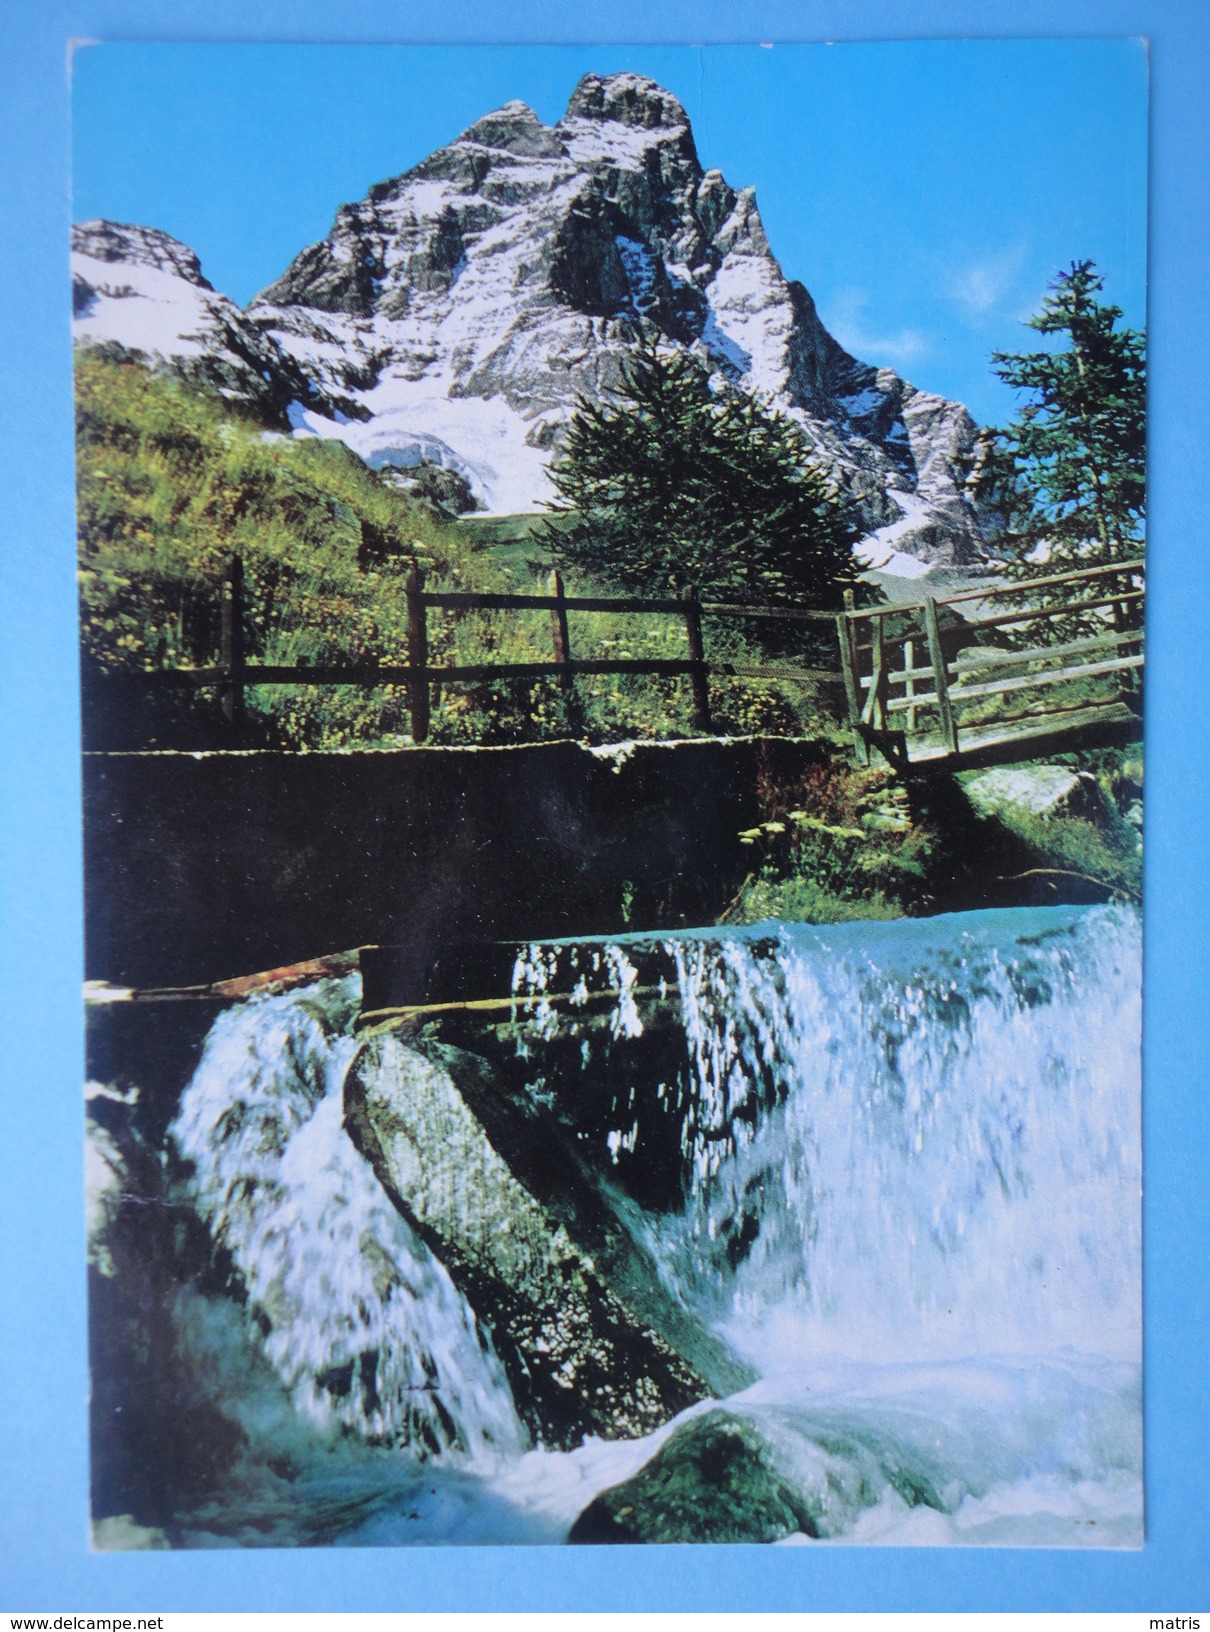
[836,558,1144,771]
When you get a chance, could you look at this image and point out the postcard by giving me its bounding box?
[73,40,1147,1553]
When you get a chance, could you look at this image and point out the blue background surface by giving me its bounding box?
[1,0,1207,1613]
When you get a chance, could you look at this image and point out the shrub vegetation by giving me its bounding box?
[546,342,858,661]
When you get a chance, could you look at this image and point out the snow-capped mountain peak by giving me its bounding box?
[72,73,989,562]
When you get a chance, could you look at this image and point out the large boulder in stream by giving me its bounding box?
[569,1405,951,1544]
[344,1030,746,1448]
[570,1410,819,1544]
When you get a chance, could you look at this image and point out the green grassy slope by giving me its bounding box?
[76,354,842,750]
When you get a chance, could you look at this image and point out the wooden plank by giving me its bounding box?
[427,589,840,621]
[549,569,573,692]
[992,691,1126,729]
[873,617,889,729]
[934,557,1146,608]
[886,687,943,714]
[952,630,1139,673]
[425,589,687,615]
[875,629,1142,692]
[561,657,698,681]
[426,591,535,612]
[876,658,937,686]
[946,652,1144,704]
[962,589,1144,631]
[886,653,1143,715]
[540,592,691,616]
[712,662,843,683]
[905,700,1140,770]
[871,633,1135,688]
[233,665,416,685]
[837,592,868,765]
[922,596,959,753]
[229,658,704,685]
[844,557,1146,621]
[141,667,228,686]
[425,590,556,612]
[359,984,675,1029]
[406,563,430,743]
[701,601,838,623]
[861,616,887,728]
[683,585,712,732]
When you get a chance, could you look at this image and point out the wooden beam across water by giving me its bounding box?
[899,700,1141,772]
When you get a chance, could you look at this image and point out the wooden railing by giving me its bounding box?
[837,558,1145,769]
[131,559,844,743]
[93,554,1145,765]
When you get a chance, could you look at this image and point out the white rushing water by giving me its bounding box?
[121,904,1140,1547]
[656,908,1142,1367]
[503,905,1143,1547]
[170,978,526,1465]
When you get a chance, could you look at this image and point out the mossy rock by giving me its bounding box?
[569,1409,820,1544]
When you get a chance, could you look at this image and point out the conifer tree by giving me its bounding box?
[985,261,1145,614]
[547,342,857,610]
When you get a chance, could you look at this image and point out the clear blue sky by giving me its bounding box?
[72,40,1148,429]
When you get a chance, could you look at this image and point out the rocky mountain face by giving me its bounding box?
[72,73,991,568]
[72,219,340,430]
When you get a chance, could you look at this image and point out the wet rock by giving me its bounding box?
[569,1402,954,1544]
[569,1408,821,1544]
[344,1031,717,1448]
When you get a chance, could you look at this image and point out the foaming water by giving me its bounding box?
[654,907,1142,1369]
[503,905,1143,1547]
[100,904,1141,1547]
[170,978,525,1463]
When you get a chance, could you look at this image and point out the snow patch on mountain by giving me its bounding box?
[854,490,938,576]
[72,220,343,429]
[291,388,551,515]
[74,251,217,363]
[74,221,225,361]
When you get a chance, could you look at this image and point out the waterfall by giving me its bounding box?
[669,906,1141,1368]
[502,905,1143,1545]
[514,906,1141,1372]
[169,977,526,1464]
[95,903,1140,1547]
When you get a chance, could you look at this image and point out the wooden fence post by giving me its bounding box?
[682,585,712,733]
[836,589,868,764]
[219,554,245,737]
[406,563,430,743]
[549,569,573,689]
[922,596,959,755]
[862,613,888,730]
[904,637,918,735]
